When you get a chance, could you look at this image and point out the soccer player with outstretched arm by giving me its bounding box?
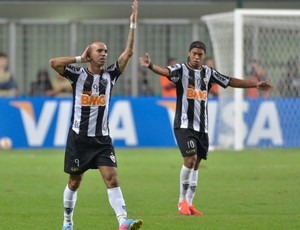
[49,1,143,229]
[139,41,273,216]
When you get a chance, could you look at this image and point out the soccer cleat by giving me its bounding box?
[189,205,203,215]
[119,219,143,230]
[62,223,73,230]
[178,200,191,215]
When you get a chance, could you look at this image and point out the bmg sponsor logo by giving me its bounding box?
[80,94,107,106]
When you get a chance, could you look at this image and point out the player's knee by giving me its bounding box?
[184,155,197,168]
[68,175,82,191]
[105,174,119,188]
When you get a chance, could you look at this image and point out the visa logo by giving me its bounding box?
[10,99,137,147]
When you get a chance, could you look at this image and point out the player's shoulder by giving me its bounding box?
[169,63,183,71]
[203,64,214,70]
[104,61,119,72]
[66,64,83,74]
[203,65,217,75]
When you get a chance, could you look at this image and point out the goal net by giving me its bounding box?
[202,10,300,150]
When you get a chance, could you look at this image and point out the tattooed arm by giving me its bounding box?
[118,0,138,72]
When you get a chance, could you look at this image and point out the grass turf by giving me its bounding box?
[0,148,299,230]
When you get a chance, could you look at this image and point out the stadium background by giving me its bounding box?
[1,2,300,229]
[0,0,299,149]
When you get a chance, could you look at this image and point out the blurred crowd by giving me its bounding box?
[0,52,18,97]
[0,52,72,97]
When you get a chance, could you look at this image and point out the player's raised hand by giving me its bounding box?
[130,0,138,23]
[139,53,151,68]
[257,80,273,91]
[80,46,91,63]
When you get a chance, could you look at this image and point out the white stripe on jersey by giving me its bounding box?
[87,74,100,136]
[180,66,189,129]
[73,70,87,134]
[193,69,201,132]
[100,74,112,136]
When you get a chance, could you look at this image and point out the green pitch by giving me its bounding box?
[0,148,299,230]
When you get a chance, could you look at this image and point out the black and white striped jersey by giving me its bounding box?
[167,63,231,133]
[62,61,122,137]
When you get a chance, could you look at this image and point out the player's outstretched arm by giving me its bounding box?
[49,46,90,75]
[229,77,273,92]
[118,0,138,72]
[139,52,170,76]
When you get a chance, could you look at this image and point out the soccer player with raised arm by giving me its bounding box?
[139,41,273,216]
[49,1,143,229]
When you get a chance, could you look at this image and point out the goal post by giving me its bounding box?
[202,9,300,150]
[234,11,244,151]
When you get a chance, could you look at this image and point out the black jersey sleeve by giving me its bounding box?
[105,61,122,84]
[209,68,230,88]
[167,63,182,83]
[62,65,83,83]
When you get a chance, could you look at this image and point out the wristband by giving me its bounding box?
[130,22,137,29]
[148,62,153,70]
[75,56,81,63]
